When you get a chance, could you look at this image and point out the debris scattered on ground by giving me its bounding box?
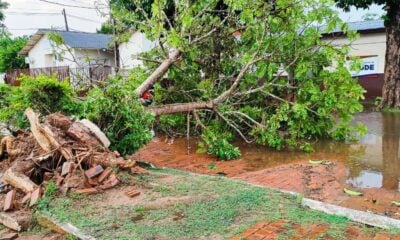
[125,189,141,198]
[343,188,363,196]
[0,108,148,232]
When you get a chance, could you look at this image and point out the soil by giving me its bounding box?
[131,137,400,219]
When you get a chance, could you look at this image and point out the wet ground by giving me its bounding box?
[131,111,400,219]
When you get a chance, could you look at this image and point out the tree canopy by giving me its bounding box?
[0,0,8,23]
[107,0,366,159]
[0,34,28,72]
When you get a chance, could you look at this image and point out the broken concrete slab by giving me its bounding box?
[36,213,96,240]
[61,162,74,177]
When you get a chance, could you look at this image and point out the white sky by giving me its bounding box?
[3,0,385,37]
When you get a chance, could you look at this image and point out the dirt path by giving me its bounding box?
[131,137,400,219]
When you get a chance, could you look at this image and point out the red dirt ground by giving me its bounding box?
[131,137,400,219]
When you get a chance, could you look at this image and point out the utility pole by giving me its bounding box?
[62,8,69,31]
[111,17,120,72]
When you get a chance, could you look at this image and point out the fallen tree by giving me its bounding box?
[109,0,367,158]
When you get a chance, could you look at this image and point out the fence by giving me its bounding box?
[5,65,115,90]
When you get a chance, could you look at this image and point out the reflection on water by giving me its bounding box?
[235,112,400,192]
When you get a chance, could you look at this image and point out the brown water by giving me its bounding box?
[234,112,400,191]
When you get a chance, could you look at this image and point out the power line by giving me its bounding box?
[6,12,60,15]
[37,0,106,9]
[67,14,102,23]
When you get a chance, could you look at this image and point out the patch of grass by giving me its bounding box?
[40,168,398,239]
[382,107,400,113]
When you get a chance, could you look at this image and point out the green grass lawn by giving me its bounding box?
[36,168,398,240]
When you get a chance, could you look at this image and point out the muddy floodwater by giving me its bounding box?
[133,111,400,217]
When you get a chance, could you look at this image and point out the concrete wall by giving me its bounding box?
[118,32,156,69]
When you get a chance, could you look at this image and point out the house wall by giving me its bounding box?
[28,35,114,69]
[325,32,386,99]
[118,32,156,69]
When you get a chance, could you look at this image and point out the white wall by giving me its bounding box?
[118,32,156,69]
[28,34,115,69]
[326,32,386,74]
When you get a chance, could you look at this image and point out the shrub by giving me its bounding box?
[198,122,241,160]
[81,76,154,155]
[0,75,80,128]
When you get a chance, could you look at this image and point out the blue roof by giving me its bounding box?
[44,29,113,49]
[327,20,385,34]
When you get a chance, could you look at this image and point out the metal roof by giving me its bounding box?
[19,29,113,55]
[326,20,385,34]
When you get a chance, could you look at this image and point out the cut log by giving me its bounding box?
[66,122,101,146]
[79,119,110,148]
[0,136,16,159]
[25,109,52,152]
[0,211,31,231]
[41,125,74,161]
[3,167,37,194]
[46,112,73,131]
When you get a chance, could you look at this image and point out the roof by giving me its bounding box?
[19,29,113,55]
[324,20,385,35]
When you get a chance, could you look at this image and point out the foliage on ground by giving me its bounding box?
[38,168,398,240]
[81,75,154,155]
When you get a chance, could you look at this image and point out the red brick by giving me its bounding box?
[43,172,54,181]
[86,178,99,187]
[131,166,149,175]
[20,192,31,204]
[85,165,104,179]
[29,187,43,207]
[0,233,18,240]
[3,190,16,211]
[100,174,119,190]
[75,188,98,195]
[61,161,74,177]
[125,190,141,198]
[98,167,113,183]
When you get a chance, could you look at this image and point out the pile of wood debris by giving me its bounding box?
[0,108,146,232]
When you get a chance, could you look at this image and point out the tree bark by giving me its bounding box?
[379,4,400,109]
[135,47,181,98]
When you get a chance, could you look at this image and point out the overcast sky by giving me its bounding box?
[3,0,385,37]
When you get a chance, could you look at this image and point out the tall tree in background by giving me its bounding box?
[0,0,8,23]
[0,34,28,72]
[336,0,400,109]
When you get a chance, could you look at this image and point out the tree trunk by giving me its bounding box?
[380,4,400,109]
[135,47,181,98]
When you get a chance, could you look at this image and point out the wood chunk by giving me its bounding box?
[3,167,37,193]
[54,172,64,187]
[125,190,141,198]
[25,108,52,152]
[75,188,98,195]
[79,119,110,148]
[0,233,18,240]
[46,112,73,131]
[85,165,104,179]
[3,190,16,211]
[97,167,112,183]
[29,187,43,207]
[66,122,101,146]
[100,174,119,190]
[0,211,31,231]
[61,162,74,177]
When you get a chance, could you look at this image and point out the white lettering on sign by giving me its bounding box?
[347,56,379,77]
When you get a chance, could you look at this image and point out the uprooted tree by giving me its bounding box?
[107,0,366,159]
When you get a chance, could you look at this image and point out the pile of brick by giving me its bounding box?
[0,108,146,232]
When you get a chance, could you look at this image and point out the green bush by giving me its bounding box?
[0,75,80,128]
[81,76,154,155]
[198,122,241,160]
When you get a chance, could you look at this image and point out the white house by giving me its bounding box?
[118,32,156,69]
[323,20,386,99]
[19,29,115,69]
